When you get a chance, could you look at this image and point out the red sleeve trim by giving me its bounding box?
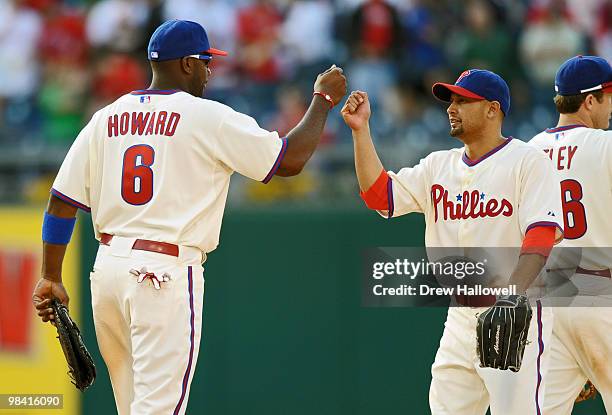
[521,226,555,257]
[359,170,390,210]
[525,221,564,244]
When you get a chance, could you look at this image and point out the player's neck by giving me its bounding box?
[148,81,183,92]
[462,133,506,161]
[556,113,592,129]
[148,76,189,94]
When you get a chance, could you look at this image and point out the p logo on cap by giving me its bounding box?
[456,70,472,84]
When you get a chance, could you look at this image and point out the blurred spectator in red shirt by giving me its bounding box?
[524,0,571,21]
[22,0,55,11]
[348,0,403,59]
[89,54,147,112]
[594,0,612,62]
[344,0,403,110]
[39,2,87,66]
[236,0,283,83]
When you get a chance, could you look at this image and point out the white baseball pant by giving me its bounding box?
[90,236,205,415]
[430,303,552,414]
[543,301,612,414]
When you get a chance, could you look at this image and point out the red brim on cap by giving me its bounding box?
[603,82,612,93]
[432,82,485,102]
[206,47,228,56]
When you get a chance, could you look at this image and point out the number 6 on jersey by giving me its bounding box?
[122,144,155,205]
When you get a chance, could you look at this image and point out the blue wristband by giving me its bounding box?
[42,212,76,245]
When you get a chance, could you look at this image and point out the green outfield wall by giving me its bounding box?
[79,208,606,414]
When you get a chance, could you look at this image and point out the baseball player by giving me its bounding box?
[529,55,612,414]
[341,69,563,414]
[31,20,346,415]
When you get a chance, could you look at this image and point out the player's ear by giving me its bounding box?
[583,94,596,111]
[180,57,193,75]
[487,101,501,119]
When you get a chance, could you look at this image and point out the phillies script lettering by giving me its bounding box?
[431,184,513,222]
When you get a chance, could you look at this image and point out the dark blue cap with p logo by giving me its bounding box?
[147,20,228,62]
[432,69,511,115]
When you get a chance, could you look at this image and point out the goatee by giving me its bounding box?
[450,126,463,137]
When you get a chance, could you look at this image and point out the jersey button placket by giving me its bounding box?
[459,167,477,246]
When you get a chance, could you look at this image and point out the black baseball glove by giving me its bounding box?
[51,299,96,391]
[476,294,532,372]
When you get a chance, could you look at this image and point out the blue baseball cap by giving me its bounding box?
[555,55,612,96]
[148,20,228,62]
[432,69,511,115]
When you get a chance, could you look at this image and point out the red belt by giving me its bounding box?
[99,233,179,257]
[454,294,497,307]
[575,266,611,278]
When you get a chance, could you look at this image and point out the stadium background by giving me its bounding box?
[0,0,608,413]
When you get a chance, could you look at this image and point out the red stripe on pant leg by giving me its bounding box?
[173,266,195,415]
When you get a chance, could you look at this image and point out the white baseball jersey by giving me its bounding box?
[529,124,612,414]
[383,138,563,248]
[379,138,563,415]
[530,125,612,269]
[52,89,286,253]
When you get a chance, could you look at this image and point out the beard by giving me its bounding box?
[449,125,464,137]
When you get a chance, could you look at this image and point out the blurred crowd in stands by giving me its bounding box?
[0,0,608,205]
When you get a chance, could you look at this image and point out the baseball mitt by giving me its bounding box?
[51,299,96,391]
[476,294,532,371]
[575,380,597,403]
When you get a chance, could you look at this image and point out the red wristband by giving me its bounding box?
[313,91,334,108]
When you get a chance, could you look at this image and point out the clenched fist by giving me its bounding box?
[33,278,69,323]
[341,90,371,131]
[314,65,347,107]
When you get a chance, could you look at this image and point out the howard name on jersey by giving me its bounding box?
[107,111,182,138]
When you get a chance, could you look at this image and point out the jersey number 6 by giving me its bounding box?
[122,144,155,205]
[560,179,587,240]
